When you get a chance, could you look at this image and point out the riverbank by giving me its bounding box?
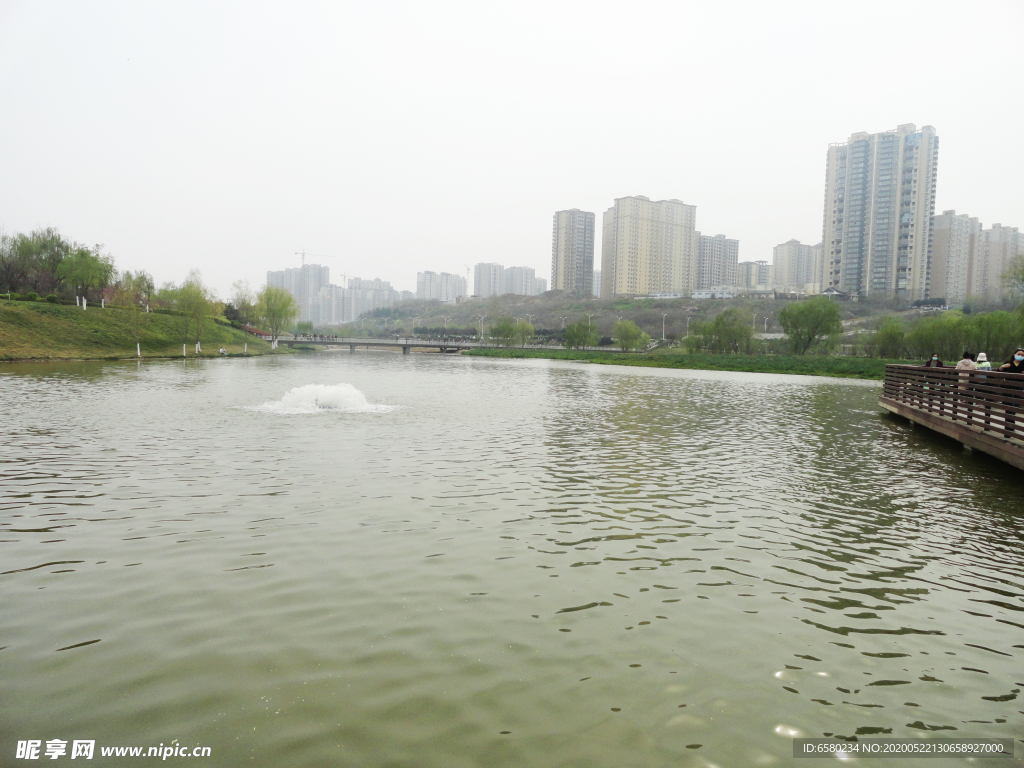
[462,347,912,379]
[0,300,273,361]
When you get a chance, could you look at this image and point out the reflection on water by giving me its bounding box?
[1,354,1022,767]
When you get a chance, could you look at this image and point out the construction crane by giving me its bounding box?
[295,251,346,285]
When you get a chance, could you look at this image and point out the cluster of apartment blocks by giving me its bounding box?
[553,199,778,299]
[553,199,809,299]
[267,262,548,326]
[267,267,414,324]
[556,123,1021,303]
[415,264,547,302]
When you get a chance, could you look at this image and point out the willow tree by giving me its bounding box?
[56,246,114,300]
[229,280,257,328]
[513,319,535,348]
[778,297,842,355]
[256,285,296,346]
[612,319,649,352]
[111,270,155,342]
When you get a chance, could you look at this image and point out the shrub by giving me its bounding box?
[18,292,40,301]
[44,294,59,303]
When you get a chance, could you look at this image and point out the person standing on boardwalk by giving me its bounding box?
[998,349,1024,374]
[974,353,993,425]
[924,353,943,367]
[955,353,977,418]
[996,349,1024,434]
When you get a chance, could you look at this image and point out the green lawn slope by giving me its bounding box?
[463,347,913,379]
[0,300,273,361]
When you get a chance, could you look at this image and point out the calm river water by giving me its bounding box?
[2,353,1022,767]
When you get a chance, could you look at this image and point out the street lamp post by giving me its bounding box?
[586,313,594,329]
[686,317,692,337]
[478,315,487,341]
[662,313,668,341]
[752,314,759,330]
[560,316,568,329]
[764,317,769,333]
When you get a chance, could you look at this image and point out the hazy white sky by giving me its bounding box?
[2,0,1022,297]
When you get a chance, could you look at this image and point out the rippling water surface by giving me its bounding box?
[2,353,1023,767]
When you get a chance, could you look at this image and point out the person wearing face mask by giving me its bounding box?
[998,349,1024,374]
[924,353,943,367]
[997,348,1024,434]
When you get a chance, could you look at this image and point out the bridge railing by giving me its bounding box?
[882,364,1024,442]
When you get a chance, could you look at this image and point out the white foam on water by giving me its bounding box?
[250,383,395,414]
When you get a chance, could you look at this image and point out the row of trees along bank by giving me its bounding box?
[1,227,299,349]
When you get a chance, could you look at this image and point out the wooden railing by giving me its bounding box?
[880,365,1024,469]
[882,365,1024,440]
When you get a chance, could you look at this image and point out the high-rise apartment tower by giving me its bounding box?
[473,263,504,298]
[970,224,1024,301]
[696,234,739,289]
[601,196,698,298]
[551,209,595,295]
[772,240,824,292]
[930,211,980,304]
[822,124,939,299]
[267,263,330,323]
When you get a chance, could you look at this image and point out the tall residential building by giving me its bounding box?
[737,261,770,288]
[551,209,596,295]
[416,271,467,302]
[930,211,981,303]
[601,195,698,298]
[822,123,939,299]
[473,262,504,298]
[532,276,548,295]
[592,270,601,298]
[503,266,535,296]
[772,239,824,292]
[318,284,350,325]
[696,233,739,289]
[969,223,1024,301]
[266,266,409,326]
[347,277,403,320]
[266,263,330,322]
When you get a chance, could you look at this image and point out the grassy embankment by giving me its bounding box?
[0,300,272,361]
[463,347,915,379]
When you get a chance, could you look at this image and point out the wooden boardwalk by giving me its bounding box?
[880,364,1024,470]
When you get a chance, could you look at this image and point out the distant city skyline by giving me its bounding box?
[3,3,1019,300]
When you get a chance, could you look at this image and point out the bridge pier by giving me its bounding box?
[402,346,410,355]
[350,345,356,354]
